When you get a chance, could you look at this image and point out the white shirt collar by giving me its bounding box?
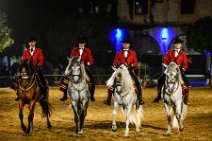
[30,47,35,56]
[174,48,180,52]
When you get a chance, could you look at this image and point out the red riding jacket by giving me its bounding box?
[113,50,138,68]
[70,47,93,66]
[163,50,188,70]
[22,48,45,67]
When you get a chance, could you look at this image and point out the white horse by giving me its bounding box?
[162,62,187,136]
[106,64,144,137]
[64,57,90,137]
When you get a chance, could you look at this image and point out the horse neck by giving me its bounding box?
[119,70,134,96]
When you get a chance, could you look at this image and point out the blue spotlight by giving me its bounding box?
[161,27,168,40]
[110,28,128,52]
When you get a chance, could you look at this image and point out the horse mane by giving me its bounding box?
[79,60,90,82]
[107,65,134,94]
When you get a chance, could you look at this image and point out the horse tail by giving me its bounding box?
[39,100,53,118]
[129,105,144,132]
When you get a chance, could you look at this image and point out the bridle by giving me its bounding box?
[19,73,36,92]
[164,67,180,95]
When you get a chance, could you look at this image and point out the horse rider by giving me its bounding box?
[11,36,48,101]
[153,38,190,105]
[59,36,96,101]
[103,38,144,106]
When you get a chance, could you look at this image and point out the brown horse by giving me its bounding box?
[17,60,52,134]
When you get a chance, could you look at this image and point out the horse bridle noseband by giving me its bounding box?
[19,73,37,92]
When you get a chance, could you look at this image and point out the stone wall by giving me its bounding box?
[118,0,212,24]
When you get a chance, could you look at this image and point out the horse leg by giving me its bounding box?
[176,101,183,132]
[46,113,51,129]
[71,101,80,136]
[112,101,118,132]
[79,100,89,135]
[164,103,172,136]
[19,102,26,132]
[124,105,132,138]
[26,102,35,134]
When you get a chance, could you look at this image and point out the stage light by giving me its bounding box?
[110,28,128,52]
[161,27,168,40]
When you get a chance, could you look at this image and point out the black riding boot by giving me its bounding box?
[128,69,144,106]
[153,73,165,103]
[153,87,162,103]
[88,80,95,101]
[60,91,68,102]
[103,87,113,105]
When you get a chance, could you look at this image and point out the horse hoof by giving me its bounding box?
[47,124,52,129]
[124,135,129,138]
[74,133,80,137]
[136,128,140,132]
[179,127,184,132]
[112,125,117,132]
[165,132,172,136]
[23,132,30,136]
[22,126,27,131]
[78,130,83,135]
[23,130,30,136]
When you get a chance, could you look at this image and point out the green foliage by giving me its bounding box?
[0,11,14,53]
[186,16,212,52]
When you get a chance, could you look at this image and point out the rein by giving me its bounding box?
[71,82,86,94]
[165,74,180,96]
[19,73,36,92]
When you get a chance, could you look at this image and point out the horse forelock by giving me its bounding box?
[107,66,134,93]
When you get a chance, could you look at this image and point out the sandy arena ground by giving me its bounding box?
[0,86,212,141]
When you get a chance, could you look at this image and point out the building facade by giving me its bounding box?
[117,0,212,55]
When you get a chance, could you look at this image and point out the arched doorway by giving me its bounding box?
[135,34,161,55]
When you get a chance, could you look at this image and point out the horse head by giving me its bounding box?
[163,62,184,94]
[64,57,84,83]
[107,64,133,96]
[18,59,34,80]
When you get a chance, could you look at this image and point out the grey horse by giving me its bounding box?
[64,56,90,136]
[162,62,187,136]
[106,64,144,137]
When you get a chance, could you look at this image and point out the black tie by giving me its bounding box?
[30,48,33,52]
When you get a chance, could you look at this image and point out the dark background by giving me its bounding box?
[0,0,118,67]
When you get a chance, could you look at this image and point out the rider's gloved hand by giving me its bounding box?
[181,68,185,74]
[112,65,118,69]
[37,65,43,71]
[128,64,134,71]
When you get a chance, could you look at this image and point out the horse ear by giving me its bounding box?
[112,66,117,71]
[67,57,71,62]
[163,63,168,68]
